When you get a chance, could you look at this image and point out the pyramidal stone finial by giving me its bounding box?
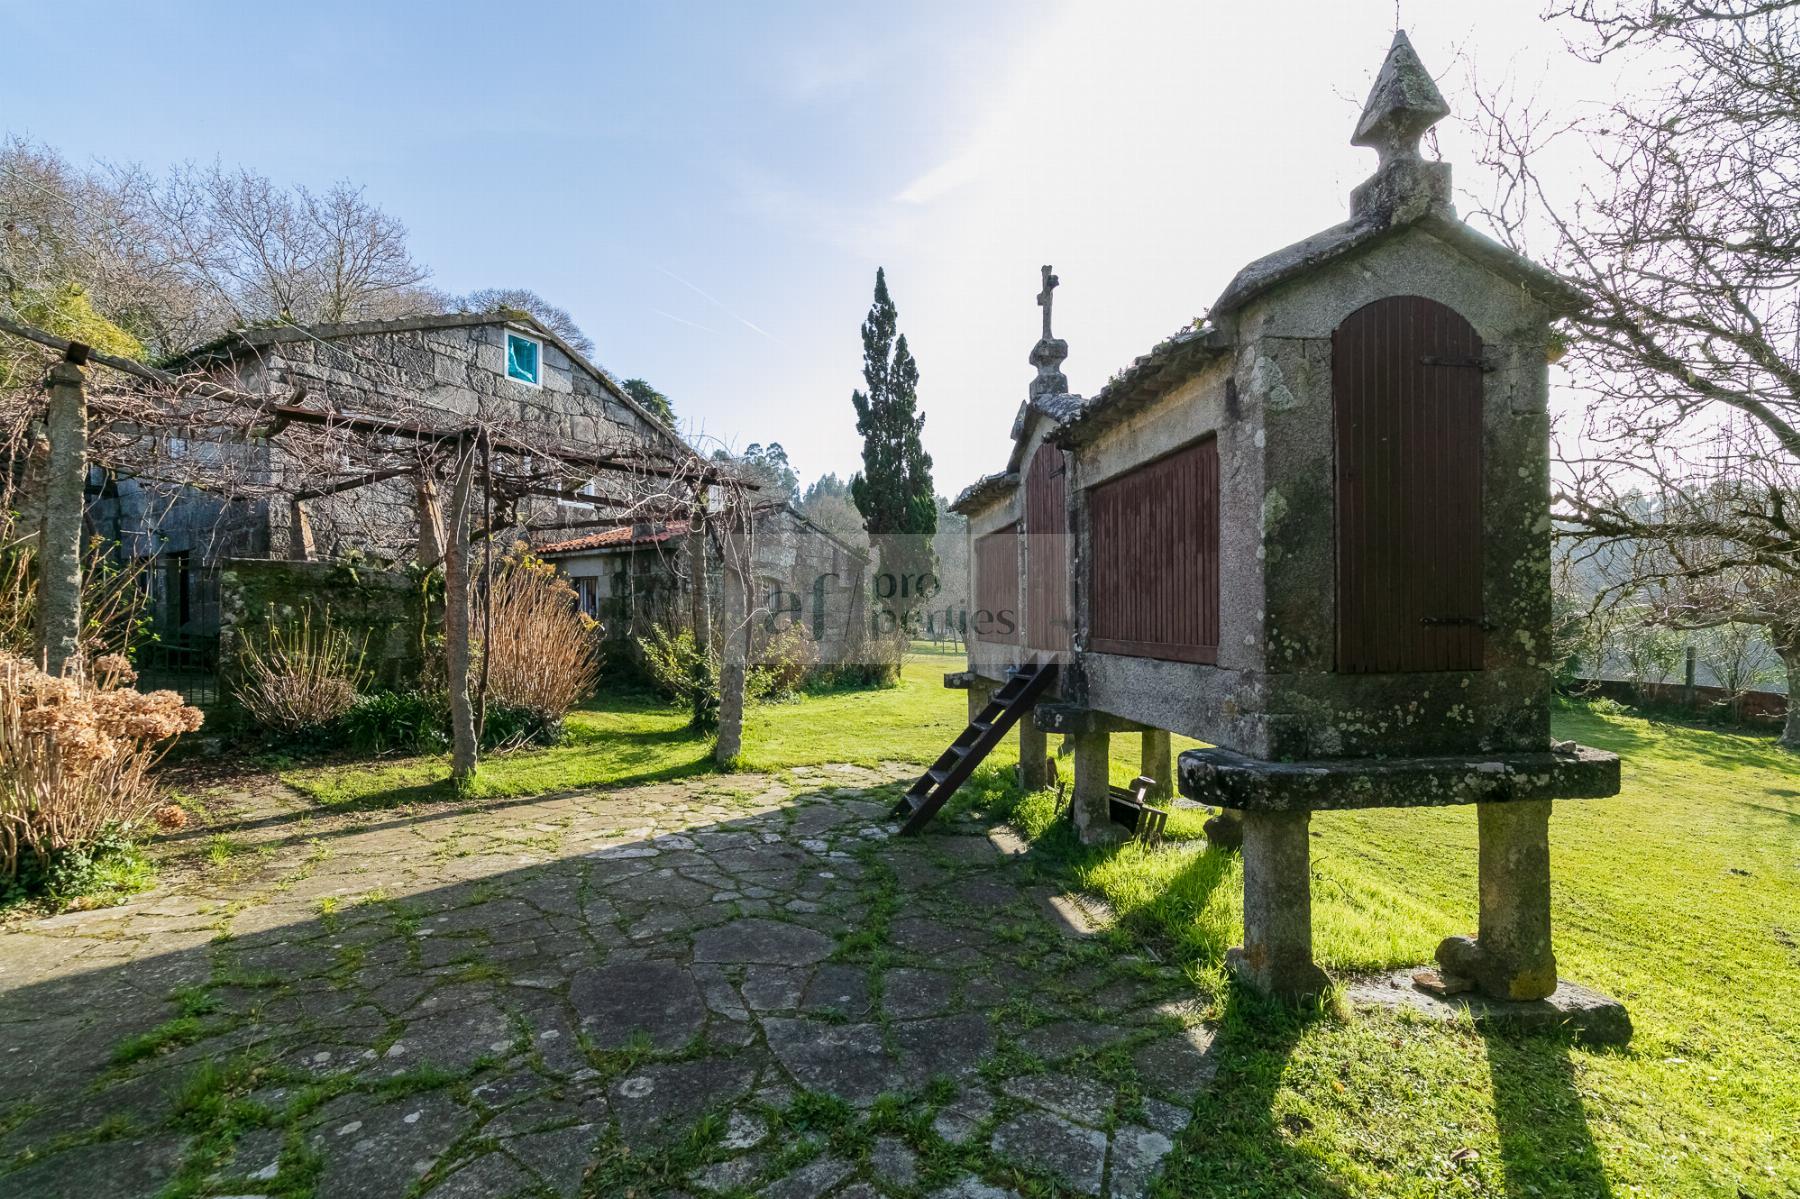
[1348,30,1454,222]
[1351,30,1449,164]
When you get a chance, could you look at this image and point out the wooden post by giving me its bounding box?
[37,347,89,675]
[416,474,445,569]
[287,499,316,561]
[1683,644,1697,711]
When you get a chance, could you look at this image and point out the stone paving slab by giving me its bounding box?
[0,763,1215,1197]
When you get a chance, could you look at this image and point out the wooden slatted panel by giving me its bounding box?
[1333,294,1484,673]
[1024,445,1071,651]
[1088,437,1219,664]
[973,522,1020,643]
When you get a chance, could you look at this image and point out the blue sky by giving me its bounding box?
[3,1,1601,493]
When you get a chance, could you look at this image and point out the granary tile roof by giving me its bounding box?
[949,470,1021,516]
[1209,207,1587,322]
[1050,326,1233,449]
[537,519,691,557]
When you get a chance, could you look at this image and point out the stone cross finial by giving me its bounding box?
[1028,265,1069,399]
[1351,30,1449,164]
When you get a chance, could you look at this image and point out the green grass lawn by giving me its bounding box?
[282,653,974,807]
[282,659,1799,1197]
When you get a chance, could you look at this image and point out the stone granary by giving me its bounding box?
[947,32,1625,1026]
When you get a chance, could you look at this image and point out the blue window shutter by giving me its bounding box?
[507,333,540,383]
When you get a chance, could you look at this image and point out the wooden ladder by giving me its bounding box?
[893,660,1060,835]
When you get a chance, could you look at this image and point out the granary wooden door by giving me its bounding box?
[1024,444,1071,651]
[1333,294,1485,673]
[973,523,1020,644]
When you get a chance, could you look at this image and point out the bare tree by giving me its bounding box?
[456,288,595,358]
[117,164,433,332]
[1472,1,1800,745]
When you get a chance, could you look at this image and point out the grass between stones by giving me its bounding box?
[218,655,1798,1194]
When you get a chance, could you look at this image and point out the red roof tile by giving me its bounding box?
[536,519,691,556]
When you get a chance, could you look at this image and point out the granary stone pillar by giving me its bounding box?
[1139,728,1172,802]
[1436,800,1558,1001]
[1070,729,1116,843]
[1232,809,1330,1002]
[967,676,995,725]
[1019,711,1049,790]
[1204,808,1244,850]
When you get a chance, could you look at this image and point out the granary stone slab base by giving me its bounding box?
[1178,743,1620,811]
[1344,969,1633,1045]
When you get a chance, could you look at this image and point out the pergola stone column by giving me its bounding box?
[1232,809,1330,1001]
[1139,728,1172,801]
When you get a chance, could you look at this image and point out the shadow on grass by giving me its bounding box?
[162,723,718,850]
[1160,988,1355,1198]
[1484,1030,1614,1199]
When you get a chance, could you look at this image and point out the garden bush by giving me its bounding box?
[639,624,719,730]
[0,652,203,899]
[341,689,449,755]
[233,606,366,736]
[748,621,818,702]
[477,550,603,725]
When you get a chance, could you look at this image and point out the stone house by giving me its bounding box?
[91,309,842,685]
[537,503,871,668]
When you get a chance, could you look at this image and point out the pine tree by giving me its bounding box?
[849,268,937,628]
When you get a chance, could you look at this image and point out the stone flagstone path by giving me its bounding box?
[0,764,1220,1198]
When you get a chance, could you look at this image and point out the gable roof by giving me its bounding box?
[164,310,687,451]
[1210,206,1587,322]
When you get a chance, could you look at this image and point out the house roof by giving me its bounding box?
[535,502,870,562]
[537,518,692,557]
[163,310,687,451]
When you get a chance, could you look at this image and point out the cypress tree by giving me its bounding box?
[849,268,936,627]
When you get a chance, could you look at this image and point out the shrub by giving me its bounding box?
[0,652,203,894]
[748,621,818,702]
[480,702,564,751]
[638,624,719,730]
[811,629,906,691]
[0,517,154,661]
[342,690,450,755]
[233,607,366,736]
[477,551,603,725]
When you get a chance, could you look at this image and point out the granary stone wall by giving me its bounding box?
[1240,236,1560,758]
[1064,352,1268,751]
